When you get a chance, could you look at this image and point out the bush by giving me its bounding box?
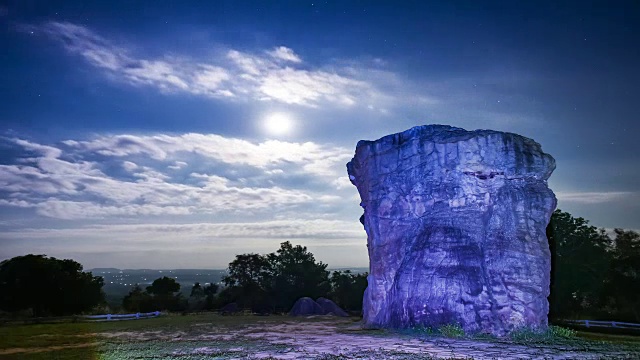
[510,325,576,344]
[438,323,465,338]
[549,325,577,339]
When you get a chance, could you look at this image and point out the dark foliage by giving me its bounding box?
[547,209,611,319]
[221,241,330,313]
[601,229,640,321]
[0,254,104,316]
[122,276,186,312]
[122,284,154,313]
[188,281,219,311]
[548,209,640,322]
[329,270,368,312]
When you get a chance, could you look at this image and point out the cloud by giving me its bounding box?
[34,21,381,108]
[268,46,303,63]
[555,191,635,204]
[0,133,356,220]
[5,219,364,242]
[0,218,368,268]
[65,133,352,175]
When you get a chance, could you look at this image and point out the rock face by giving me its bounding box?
[289,297,350,317]
[289,297,324,316]
[347,125,556,336]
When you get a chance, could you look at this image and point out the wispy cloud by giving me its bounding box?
[267,46,303,63]
[0,219,368,268]
[5,219,364,242]
[556,191,636,204]
[33,21,381,108]
[0,133,355,220]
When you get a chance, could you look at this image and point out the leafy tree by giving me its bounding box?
[221,241,330,313]
[222,253,273,312]
[146,276,184,311]
[122,284,153,313]
[0,254,104,316]
[190,282,204,297]
[146,276,180,296]
[203,282,219,310]
[188,282,219,311]
[329,270,368,312]
[269,241,330,312]
[602,229,640,321]
[547,209,612,319]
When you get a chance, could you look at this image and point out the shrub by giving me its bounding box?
[549,325,577,339]
[438,323,465,338]
[510,325,576,344]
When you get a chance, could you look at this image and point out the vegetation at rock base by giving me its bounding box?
[438,323,466,338]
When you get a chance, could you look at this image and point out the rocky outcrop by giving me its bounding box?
[316,297,349,317]
[347,125,556,336]
[289,297,324,316]
[289,297,350,317]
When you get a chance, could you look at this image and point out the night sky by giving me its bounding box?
[1,1,639,269]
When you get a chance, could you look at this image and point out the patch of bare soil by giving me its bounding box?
[102,318,636,359]
[6,318,637,359]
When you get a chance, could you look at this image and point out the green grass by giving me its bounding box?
[0,346,100,360]
[1,314,639,360]
[0,313,347,360]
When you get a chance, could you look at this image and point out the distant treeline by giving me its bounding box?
[0,209,638,322]
[120,241,367,314]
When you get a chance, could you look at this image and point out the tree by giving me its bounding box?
[146,276,180,296]
[146,276,184,311]
[222,253,273,312]
[202,282,219,310]
[221,241,331,313]
[269,241,330,312]
[329,270,368,312]
[546,209,612,319]
[602,229,640,321]
[0,254,104,316]
[122,284,153,313]
[188,282,219,311]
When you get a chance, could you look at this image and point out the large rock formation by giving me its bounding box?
[347,125,556,336]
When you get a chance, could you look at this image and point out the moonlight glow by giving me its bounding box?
[264,113,294,136]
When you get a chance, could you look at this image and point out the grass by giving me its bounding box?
[1,314,639,359]
[0,313,342,359]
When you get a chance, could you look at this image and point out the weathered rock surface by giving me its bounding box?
[347,125,556,336]
[289,297,324,316]
[316,297,349,317]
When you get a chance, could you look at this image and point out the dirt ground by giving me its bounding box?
[2,316,639,359]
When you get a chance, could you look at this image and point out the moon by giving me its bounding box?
[264,112,294,136]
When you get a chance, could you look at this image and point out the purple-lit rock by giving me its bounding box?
[289,297,324,316]
[347,125,556,336]
[316,297,349,317]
